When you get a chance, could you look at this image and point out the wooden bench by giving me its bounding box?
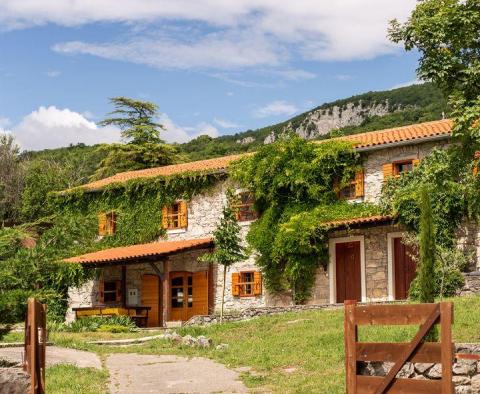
[72,306,151,327]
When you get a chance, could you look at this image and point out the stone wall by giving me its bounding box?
[359,344,480,394]
[459,271,480,297]
[363,140,449,204]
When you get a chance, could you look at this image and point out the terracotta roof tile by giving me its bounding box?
[321,215,393,229]
[75,120,452,191]
[64,238,213,264]
[80,153,250,191]
[330,119,452,150]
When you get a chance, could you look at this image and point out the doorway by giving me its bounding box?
[393,237,417,299]
[141,274,161,327]
[335,241,362,303]
[170,271,208,321]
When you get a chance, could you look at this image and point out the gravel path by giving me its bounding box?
[0,346,101,369]
[106,353,247,393]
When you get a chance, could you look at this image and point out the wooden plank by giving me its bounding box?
[162,259,170,326]
[373,304,440,394]
[356,342,442,363]
[455,353,480,360]
[357,376,442,394]
[355,303,438,325]
[440,302,454,394]
[345,300,358,394]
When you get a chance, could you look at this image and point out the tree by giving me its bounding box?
[0,134,23,225]
[93,97,178,180]
[389,0,480,147]
[99,97,164,144]
[417,186,436,304]
[199,190,246,321]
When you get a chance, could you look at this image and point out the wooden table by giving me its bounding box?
[72,306,151,327]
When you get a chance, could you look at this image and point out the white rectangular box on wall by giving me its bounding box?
[127,288,139,305]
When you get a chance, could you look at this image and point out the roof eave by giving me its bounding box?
[354,133,450,153]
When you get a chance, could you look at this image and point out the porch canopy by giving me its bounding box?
[64,238,214,267]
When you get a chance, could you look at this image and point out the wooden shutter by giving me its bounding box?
[412,159,421,168]
[115,280,122,302]
[231,273,240,296]
[253,271,262,296]
[99,279,105,303]
[382,163,394,181]
[192,271,209,315]
[98,213,107,236]
[474,160,479,176]
[161,206,169,229]
[179,201,188,228]
[354,169,364,198]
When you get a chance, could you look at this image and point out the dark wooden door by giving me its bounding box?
[393,238,417,300]
[335,241,362,303]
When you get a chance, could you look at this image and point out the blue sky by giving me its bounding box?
[0,1,420,150]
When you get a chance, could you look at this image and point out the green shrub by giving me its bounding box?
[0,289,33,324]
[97,324,130,333]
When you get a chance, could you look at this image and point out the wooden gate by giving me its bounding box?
[24,298,47,394]
[344,300,453,393]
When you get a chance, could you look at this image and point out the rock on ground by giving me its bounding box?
[106,353,247,393]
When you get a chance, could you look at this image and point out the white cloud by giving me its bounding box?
[1,1,418,69]
[226,92,234,96]
[270,69,316,81]
[45,70,61,78]
[160,114,219,143]
[391,79,424,89]
[0,116,11,128]
[11,106,120,150]
[253,100,298,118]
[214,118,241,129]
[335,74,354,81]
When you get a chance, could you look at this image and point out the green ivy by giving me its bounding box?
[232,134,381,303]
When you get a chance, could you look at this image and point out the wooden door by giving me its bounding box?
[393,238,417,299]
[170,271,209,321]
[141,274,160,327]
[335,241,362,303]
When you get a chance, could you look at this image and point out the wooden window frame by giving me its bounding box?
[238,271,256,297]
[232,191,258,222]
[100,279,122,304]
[163,201,188,230]
[98,211,117,236]
[392,159,414,177]
[336,170,364,200]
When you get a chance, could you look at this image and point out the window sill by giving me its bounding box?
[167,228,187,234]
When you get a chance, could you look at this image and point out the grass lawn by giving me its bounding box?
[46,364,109,394]
[2,296,479,393]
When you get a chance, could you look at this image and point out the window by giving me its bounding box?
[100,280,121,304]
[232,191,258,222]
[98,211,116,236]
[336,170,364,200]
[232,271,262,297]
[162,201,188,230]
[393,160,413,176]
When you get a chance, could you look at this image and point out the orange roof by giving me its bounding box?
[331,119,452,150]
[80,153,249,191]
[74,119,452,191]
[321,215,393,229]
[64,238,213,265]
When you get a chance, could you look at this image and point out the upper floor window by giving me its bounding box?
[162,201,188,230]
[98,211,116,236]
[383,159,420,180]
[336,170,364,200]
[232,191,258,222]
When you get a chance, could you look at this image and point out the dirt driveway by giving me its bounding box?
[106,353,247,394]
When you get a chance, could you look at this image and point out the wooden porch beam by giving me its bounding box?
[121,265,127,307]
[162,259,170,327]
[148,261,164,280]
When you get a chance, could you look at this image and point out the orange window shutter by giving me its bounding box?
[115,280,122,302]
[179,201,188,228]
[382,163,394,181]
[231,273,240,296]
[474,160,479,176]
[253,271,262,295]
[161,206,169,229]
[99,279,105,303]
[98,213,107,236]
[412,159,421,168]
[354,169,364,198]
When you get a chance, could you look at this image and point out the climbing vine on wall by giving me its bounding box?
[231,134,380,303]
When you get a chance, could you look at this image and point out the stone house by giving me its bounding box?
[65,119,477,326]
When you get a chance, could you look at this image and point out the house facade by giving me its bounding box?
[65,119,479,326]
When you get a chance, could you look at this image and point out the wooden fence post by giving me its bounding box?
[24,298,46,394]
[440,302,454,394]
[345,300,357,394]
